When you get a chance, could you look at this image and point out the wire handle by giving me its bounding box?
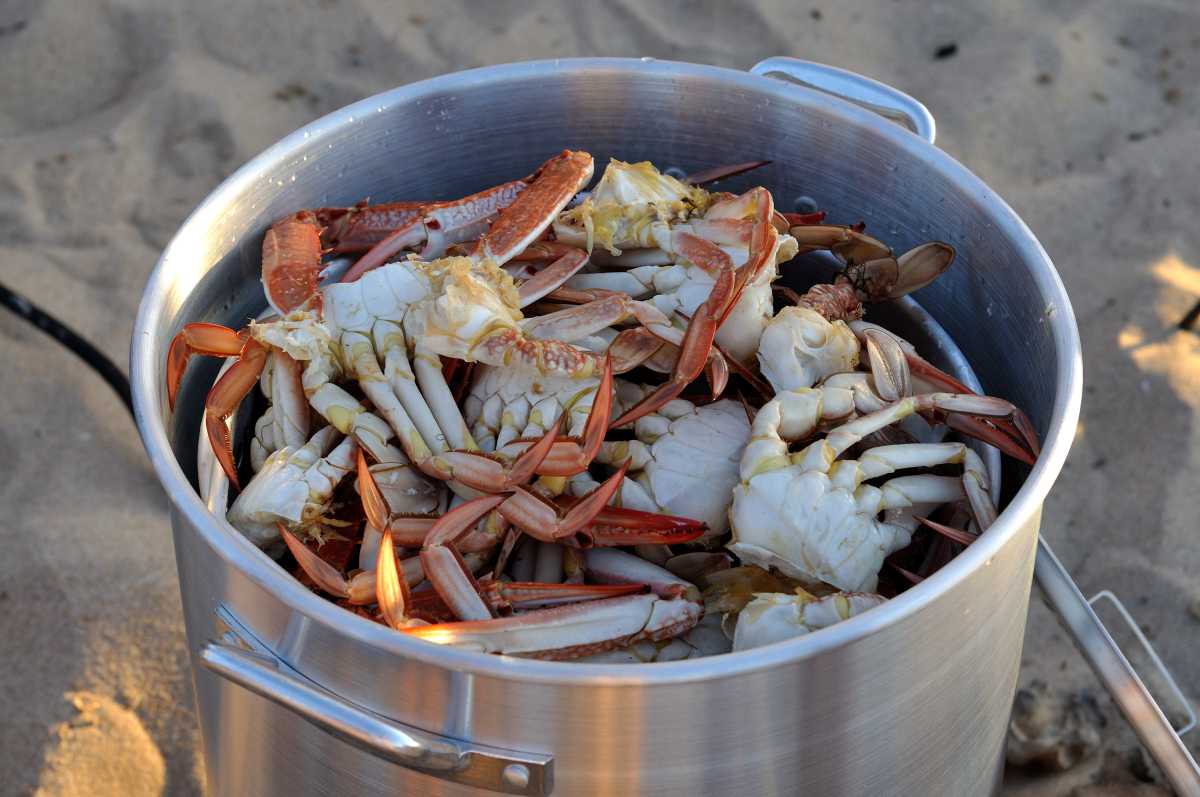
[750,57,937,144]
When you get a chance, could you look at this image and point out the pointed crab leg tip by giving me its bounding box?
[376,532,410,630]
[508,416,563,486]
[916,516,977,546]
[356,449,391,530]
[205,412,240,489]
[683,159,771,185]
[944,413,1038,466]
[280,523,350,599]
[890,562,924,584]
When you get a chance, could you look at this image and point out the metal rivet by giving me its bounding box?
[502,763,531,789]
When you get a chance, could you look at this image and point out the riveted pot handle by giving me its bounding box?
[750,57,937,145]
[199,641,553,795]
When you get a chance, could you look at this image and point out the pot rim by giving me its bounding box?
[131,56,1082,686]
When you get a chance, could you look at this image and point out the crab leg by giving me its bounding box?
[801,393,1040,467]
[342,180,529,282]
[405,549,702,658]
[311,201,428,254]
[475,150,594,265]
[420,495,508,621]
[516,248,590,306]
[496,463,630,547]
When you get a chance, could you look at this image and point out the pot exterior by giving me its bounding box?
[134,59,1081,797]
[178,505,1037,796]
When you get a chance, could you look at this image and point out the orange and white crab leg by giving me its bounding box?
[515,247,590,307]
[405,549,702,658]
[342,180,530,282]
[474,151,594,265]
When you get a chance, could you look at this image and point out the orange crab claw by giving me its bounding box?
[421,495,508,621]
[585,506,708,546]
[432,417,562,493]
[498,463,630,547]
[204,338,268,488]
[610,262,734,429]
[166,323,247,411]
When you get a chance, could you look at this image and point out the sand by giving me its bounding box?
[1,0,1198,794]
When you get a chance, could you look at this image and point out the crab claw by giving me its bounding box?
[421,495,508,621]
[203,337,268,488]
[166,323,248,411]
[498,463,631,547]
[610,260,734,429]
[585,506,708,546]
[927,394,1041,466]
[432,418,562,493]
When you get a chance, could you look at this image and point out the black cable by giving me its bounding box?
[0,280,134,416]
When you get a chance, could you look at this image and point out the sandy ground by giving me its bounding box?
[1,0,1198,794]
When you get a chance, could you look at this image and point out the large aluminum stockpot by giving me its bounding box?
[131,58,1082,796]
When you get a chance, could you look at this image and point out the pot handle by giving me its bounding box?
[749,57,937,145]
[1035,540,1200,795]
[198,639,552,795]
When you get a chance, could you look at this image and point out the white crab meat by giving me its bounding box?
[588,385,751,541]
[732,591,885,651]
[728,392,991,592]
[757,306,861,393]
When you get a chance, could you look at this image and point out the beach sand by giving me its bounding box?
[1,1,1198,794]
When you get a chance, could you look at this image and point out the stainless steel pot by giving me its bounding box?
[132,57,1084,796]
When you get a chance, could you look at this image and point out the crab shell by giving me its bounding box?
[732,591,886,651]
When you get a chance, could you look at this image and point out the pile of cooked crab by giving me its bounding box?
[168,151,1039,661]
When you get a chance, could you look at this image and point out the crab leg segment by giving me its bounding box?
[312,201,428,255]
[811,393,1040,466]
[431,417,564,493]
[516,248,590,307]
[585,506,708,546]
[404,592,702,659]
[481,580,645,613]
